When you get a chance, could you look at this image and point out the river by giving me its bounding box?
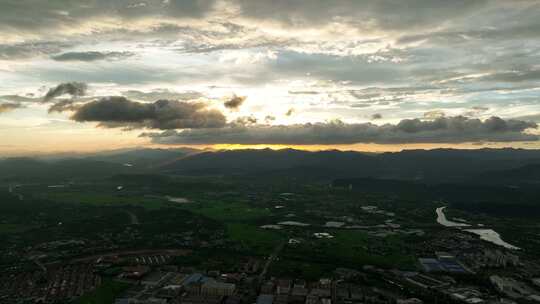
[436,207,470,227]
[436,206,520,250]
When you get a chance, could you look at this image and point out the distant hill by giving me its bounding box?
[0,157,137,182]
[160,148,375,177]
[161,148,540,183]
[84,147,198,168]
[3,147,540,184]
[471,164,540,186]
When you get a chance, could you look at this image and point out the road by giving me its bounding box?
[126,211,140,225]
[259,241,286,280]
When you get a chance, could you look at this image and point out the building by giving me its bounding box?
[201,280,236,296]
[181,295,224,304]
[490,275,538,299]
[261,281,275,294]
[274,294,288,304]
[419,254,468,274]
[277,279,292,295]
[397,299,423,304]
[141,272,172,286]
[257,294,274,304]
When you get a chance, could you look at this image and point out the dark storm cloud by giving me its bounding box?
[142,116,538,145]
[71,96,226,130]
[224,95,246,109]
[371,113,382,120]
[51,51,134,62]
[47,99,83,113]
[43,82,88,102]
[0,102,24,113]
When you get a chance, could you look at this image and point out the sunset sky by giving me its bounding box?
[1,0,540,155]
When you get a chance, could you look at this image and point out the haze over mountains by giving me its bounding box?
[2,148,540,186]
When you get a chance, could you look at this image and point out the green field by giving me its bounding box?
[269,259,336,281]
[41,192,168,210]
[332,231,415,269]
[226,223,284,254]
[72,279,131,304]
[180,200,271,221]
[0,223,34,234]
[275,230,415,271]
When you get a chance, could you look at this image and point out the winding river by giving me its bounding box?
[436,206,520,250]
[436,207,470,227]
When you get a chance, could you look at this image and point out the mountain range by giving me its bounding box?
[2,148,540,185]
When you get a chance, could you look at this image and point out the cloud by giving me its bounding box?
[0,102,24,113]
[224,95,246,109]
[397,21,540,46]
[423,110,446,119]
[0,0,219,34]
[122,89,204,102]
[371,113,382,120]
[266,51,407,84]
[0,0,487,46]
[47,99,82,113]
[346,85,442,105]
[0,95,37,103]
[51,51,135,62]
[71,96,226,130]
[463,106,490,117]
[285,108,295,116]
[43,82,88,102]
[264,115,276,123]
[236,0,489,31]
[233,115,258,125]
[31,63,208,85]
[0,41,72,59]
[481,69,540,83]
[142,116,538,145]
[1,0,540,150]
[288,91,319,95]
[514,113,540,123]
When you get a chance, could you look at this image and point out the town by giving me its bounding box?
[2,177,540,304]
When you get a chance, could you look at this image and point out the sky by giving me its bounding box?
[1,0,540,155]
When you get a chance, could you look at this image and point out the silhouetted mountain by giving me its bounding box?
[84,147,199,168]
[160,148,376,177]
[471,164,540,186]
[0,158,137,182]
[333,176,540,217]
[161,148,540,183]
[375,148,540,181]
[4,148,540,184]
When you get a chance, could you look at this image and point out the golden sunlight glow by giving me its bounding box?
[197,142,540,153]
